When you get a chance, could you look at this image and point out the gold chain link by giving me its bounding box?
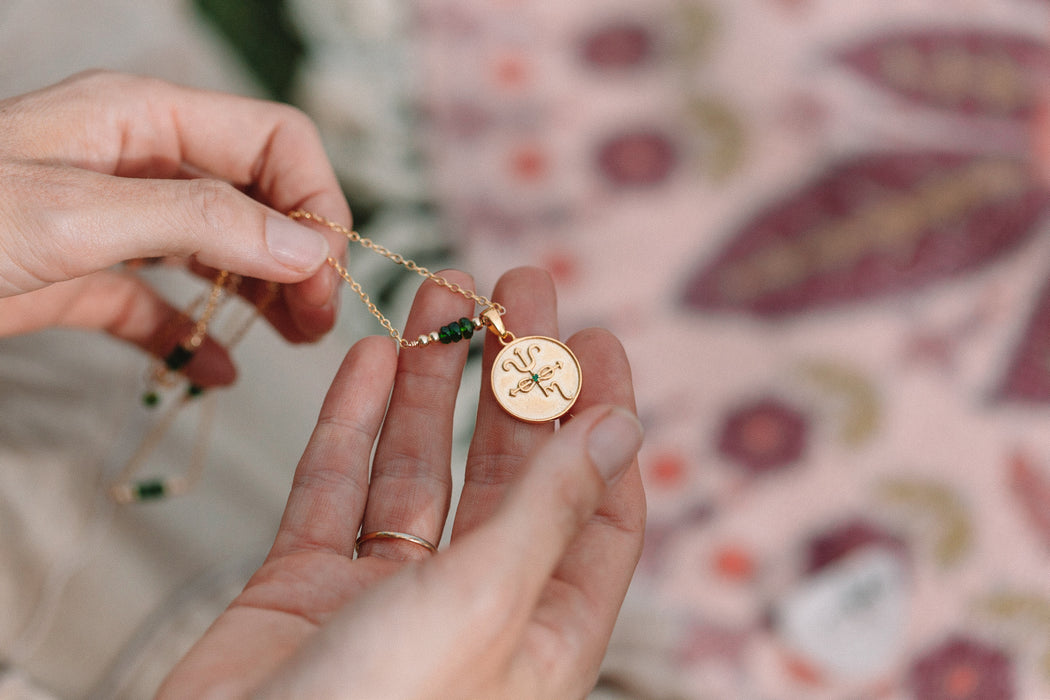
[186,270,237,349]
[288,209,505,348]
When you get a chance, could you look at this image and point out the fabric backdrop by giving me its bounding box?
[2,1,1050,699]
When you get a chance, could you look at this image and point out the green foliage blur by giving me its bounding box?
[191,0,462,353]
[192,0,304,102]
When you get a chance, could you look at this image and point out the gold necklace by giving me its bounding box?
[110,271,278,503]
[288,209,582,424]
[113,211,581,504]
[141,269,237,407]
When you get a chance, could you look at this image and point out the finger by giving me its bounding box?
[445,404,643,694]
[269,335,398,560]
[357,271,476,561]
[1,71,349,335]
[516,328,646,694]
[452,267,560,538]
[2,164,327,290]
[186,264,323,345]
[8,71,351,274]
[253,404,642,700]
[1,166,340,342]
[0,270,235,387]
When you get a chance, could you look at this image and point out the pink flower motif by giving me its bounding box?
[908,635,1015,700]
[717,397,808,474]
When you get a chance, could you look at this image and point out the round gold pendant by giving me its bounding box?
[491,336,582,423]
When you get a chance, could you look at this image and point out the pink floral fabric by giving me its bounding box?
[414,1,1050,698]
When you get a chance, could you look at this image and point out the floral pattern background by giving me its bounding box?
[2,0,1050,698]
[411,1,1050,698]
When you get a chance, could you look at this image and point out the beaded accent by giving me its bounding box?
[415,316,485,347]
[164,344,196,372]
[116,279,279,503]
[287,209,506,349]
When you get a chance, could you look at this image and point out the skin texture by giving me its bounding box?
[0,71,350,384]
[0,72,646,697]
[158,267,646,699]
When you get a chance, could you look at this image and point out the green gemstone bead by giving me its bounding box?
[458,318,474,340]
[439,326,453,344]
[164,345,195,371]
[135,479,167,500]
[142,391,160,408]
[447,323,462,342]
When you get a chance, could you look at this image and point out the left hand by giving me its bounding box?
[157,267,646,699]
[0,71,351,386]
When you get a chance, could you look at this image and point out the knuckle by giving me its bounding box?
[553,465,606,528]
[262,101,320,145]
[54,72,171,120]
[62,69,133,96]
[290,463,366,506]
[188,178,244,237]
[276,103,318,133]
[272,103,330,158]
[64,68,115,85]
[465,451,525,489]
[376,450,453,490]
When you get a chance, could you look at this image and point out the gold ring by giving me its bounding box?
[355,530,438,555]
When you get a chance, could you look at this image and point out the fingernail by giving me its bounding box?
[587,407,644,483]
[266,216,330,272]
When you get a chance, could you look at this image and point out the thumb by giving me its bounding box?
[97,175,334,281]
[471,405,645,600]
[253,405,644,700]
[0,270,237,386]
[1,166,333,295]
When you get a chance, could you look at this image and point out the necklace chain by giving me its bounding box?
[288,209,505,348]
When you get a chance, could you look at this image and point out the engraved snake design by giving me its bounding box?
[502,343,575,401]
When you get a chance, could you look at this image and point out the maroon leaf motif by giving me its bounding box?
[997,279,1050,402]
[682,152,1050,316]
[836,30,1050,119]
[1008,454,1050,551]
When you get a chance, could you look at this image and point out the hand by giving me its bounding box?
[157,267,646,699]
[0,71,350,385]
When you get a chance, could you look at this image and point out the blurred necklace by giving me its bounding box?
[109,271,277,503]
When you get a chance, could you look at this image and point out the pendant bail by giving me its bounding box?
[481,306,514,344]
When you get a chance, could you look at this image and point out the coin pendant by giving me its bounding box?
[491,336,582,423]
